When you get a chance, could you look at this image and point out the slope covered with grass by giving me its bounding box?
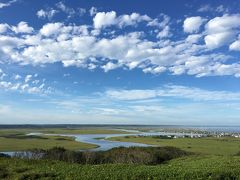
[1,155,240,179]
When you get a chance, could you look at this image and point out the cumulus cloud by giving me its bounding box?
[11,21,34,34]
[93,11,151,29]
[205,31,235,49]
[204,14,240,49]
[39,22,63,36]
[0,23,10,33]
[0,12,239,78]
[93,11,117,29]
[183,16,205,33]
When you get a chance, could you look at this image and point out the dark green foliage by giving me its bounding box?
[0,153,10,158]
[15,167,30,173]
[152,135,174,139]
[235,151,240,156]
[0,166,9,178]
[20,146,188,165]
[19,172,57,180]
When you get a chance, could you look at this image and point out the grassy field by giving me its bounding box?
[109,136,240,155]
[0,128,127,151]
[1,155,240,179]
[0,134,97,151]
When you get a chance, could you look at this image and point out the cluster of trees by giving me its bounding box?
[14,146,189,165]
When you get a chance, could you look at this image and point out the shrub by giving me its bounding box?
[19,146,189,165]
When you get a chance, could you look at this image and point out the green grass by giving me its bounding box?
[0,134,97,151]
[109,136,240,155]
[1,155,240,179]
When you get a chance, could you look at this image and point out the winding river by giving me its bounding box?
[28,129,203,151]
[2,130,203,155]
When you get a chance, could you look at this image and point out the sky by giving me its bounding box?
[0,0,240,125]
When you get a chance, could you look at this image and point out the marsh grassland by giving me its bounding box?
[0,128,126,151]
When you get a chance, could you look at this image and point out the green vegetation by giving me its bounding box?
[109,136,240,155]
[2,128,240,179]
[1,155,240,179]
[0,133,97,151]
[16,146,188,165]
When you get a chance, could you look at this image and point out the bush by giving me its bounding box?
[0,153,10,158]
[19,172,56,180]
[0,166,9,178]
[18,146,189,165]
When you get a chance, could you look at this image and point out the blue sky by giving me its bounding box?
[0,0,240,125]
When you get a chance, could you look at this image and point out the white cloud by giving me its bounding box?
[198,4,229,13]
[56,1,76,18]
[205,31,235,49]
[0,73,52,94]
[0,81,12,88]
[204,14,240,49]
[24,75,32,83]
[36,1,86,21]
[0,0,17,9]
[102,62,119,72]
[93,11,117,29]
[37,9,58,20]
[0,23,10,33]
[0,69,6,80]
[106,89,158,100]
[216,5,228,13]
[157,26,171,38]
[183,16,205,33]
[39,22,63,36]
[147,14,170,28]
[230,40,240,51]
[105,85,240,101]
[78,8,86,16]
[89,7,97,16]
[93,11,151,29]
[205,14,240,34]
[118,13,151,27]
[186,34,202,43]
[0,12,240,78]
[143,66,166,74]
[11,21,34,34]
[198,4,212,12]
[14,74,21,80]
